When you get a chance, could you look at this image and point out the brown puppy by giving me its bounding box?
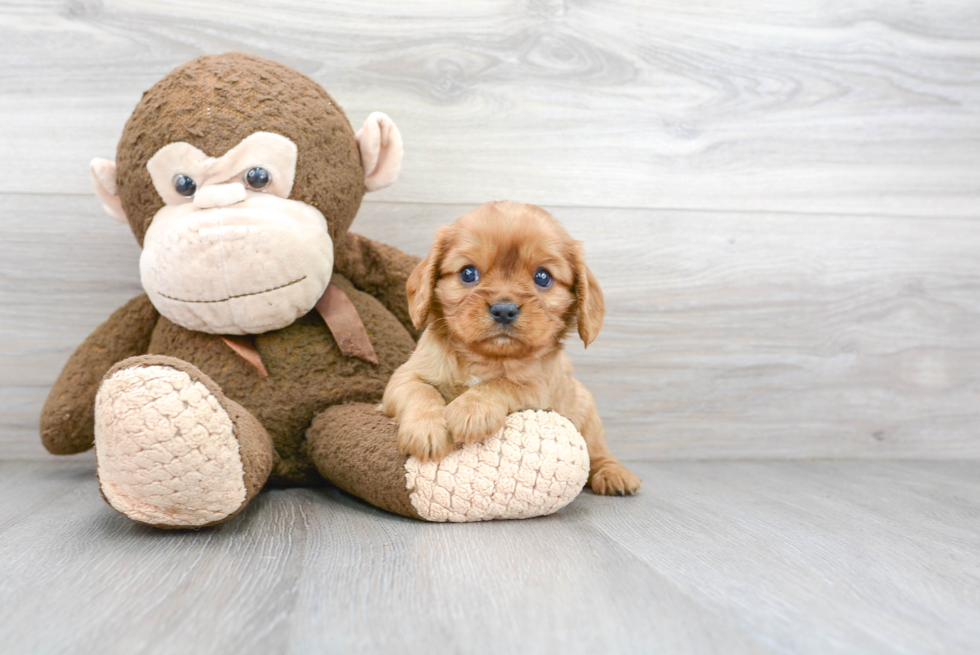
[382,201,641,495]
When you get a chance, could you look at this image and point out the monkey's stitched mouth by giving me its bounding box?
[157,276,307,304]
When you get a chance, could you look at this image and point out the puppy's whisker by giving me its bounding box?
[426,317,450,331]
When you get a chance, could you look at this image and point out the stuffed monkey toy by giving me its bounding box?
[39,53,588,527]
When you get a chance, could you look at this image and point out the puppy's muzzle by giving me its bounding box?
[490,302,520,325]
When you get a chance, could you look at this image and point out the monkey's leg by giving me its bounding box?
[94,355,274,529]
[306,404,590,522]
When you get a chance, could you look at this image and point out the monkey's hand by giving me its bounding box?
[335,232,422,340]
[40,294,159,455]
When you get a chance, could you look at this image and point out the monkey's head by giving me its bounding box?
[90,53,403,335]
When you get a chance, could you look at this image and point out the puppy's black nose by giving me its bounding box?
[490,302,520,325]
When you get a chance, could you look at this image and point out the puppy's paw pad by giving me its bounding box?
[589,463,642,496]
[444,394,508,445]
[399,416,453,463]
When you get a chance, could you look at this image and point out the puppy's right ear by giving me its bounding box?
[407,225,452,329]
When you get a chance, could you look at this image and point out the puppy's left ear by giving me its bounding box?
[571,242,605,347]
[407,225,452,330]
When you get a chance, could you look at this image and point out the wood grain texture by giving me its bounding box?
[0,460,977,654]
[4,195,978,459]
[1,1,979,215]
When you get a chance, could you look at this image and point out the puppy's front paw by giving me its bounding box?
[589,462,642,496]
[398,414,453,463]
[444,392,509,445]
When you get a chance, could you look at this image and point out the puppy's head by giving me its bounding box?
[407,202,604,360]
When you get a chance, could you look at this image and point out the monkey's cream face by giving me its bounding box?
[139,133,334,335]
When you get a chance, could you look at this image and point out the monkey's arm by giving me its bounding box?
[335,232,422,340]
[40,294,159,454]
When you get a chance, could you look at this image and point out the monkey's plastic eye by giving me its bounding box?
[245,167,270,190]
[459,265,480,285]
[173,174,197,197]
[534,268,553,288]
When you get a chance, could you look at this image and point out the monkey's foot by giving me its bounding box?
[94,356,273,528]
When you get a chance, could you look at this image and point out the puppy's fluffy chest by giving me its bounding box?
[431,335,574,406]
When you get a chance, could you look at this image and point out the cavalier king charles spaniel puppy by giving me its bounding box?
[383,201,640,495]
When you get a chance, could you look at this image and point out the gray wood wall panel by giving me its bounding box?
[1,1,979,215]
[3,196,978,459]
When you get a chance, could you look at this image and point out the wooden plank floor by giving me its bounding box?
[0,459,977,655]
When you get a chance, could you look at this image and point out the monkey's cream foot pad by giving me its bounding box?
[405,410,590,522]
[94,365,248,527]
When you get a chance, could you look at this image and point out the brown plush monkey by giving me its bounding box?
[40,53,588,527]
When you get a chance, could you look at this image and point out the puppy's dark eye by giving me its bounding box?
[459,265,480,285]
[534,268,553,288]
[245,167,270,190]
[173,174,197,197]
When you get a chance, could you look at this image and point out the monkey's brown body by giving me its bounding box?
[145,274,415,486]
[39,53,427,525]
[42,264,425,524]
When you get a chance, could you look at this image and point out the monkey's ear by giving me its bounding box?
[355,112,404,192]
[571,242,605,347]
[407,225,452,330]
[90,158,128,225]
